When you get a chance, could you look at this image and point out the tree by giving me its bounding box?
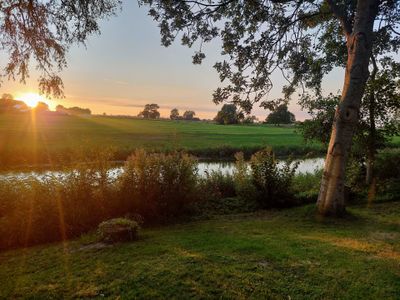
[34,101,49,113]
[170,108,180,120]
[183,110,196,120]
[0,0,121,97]
[300,94,339,146]
[138,104,160,119]
[0,93,29,113]
[214,104,238,125]
[1,94,14,102]
[56,105,91,115]
[301,57,400,185]
[265,105,296,125]
[242,115,258,125]
[139,0,400,216]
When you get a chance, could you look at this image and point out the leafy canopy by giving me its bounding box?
[0,0,121,97]
[139,0,400,112]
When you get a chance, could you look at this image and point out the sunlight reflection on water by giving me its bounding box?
[0,158,324,181]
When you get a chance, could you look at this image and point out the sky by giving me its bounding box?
[0,1,345,120]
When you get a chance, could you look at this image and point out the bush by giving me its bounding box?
[118,149,198,221]
[375,149,400,180]
[292,169,323,203]
[232,152,258,201]
[0,149,120,249]
[248,148,298,208]
[98,218,140,243]
[198,170,236,201]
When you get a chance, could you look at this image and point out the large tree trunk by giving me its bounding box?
[317,0,378,216]
[366,56,378,186]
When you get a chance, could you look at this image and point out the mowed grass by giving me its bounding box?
[1,202,399,299]
[0,114,321,166]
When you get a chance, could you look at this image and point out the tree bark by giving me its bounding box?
[366,56,378,185]
[317,0,379,216]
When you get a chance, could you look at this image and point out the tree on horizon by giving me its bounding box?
[265,105,296,125]
[138,104,160,119]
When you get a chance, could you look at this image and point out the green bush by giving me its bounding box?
[232,152,256,200]
[118,149,198,221]
[0,149,120,249]
[292,169,323,203]
[373,150,400,202]
[375,149,400,180]
[98,218,140,243]
[198,170,236,201]
[248,148,298,208]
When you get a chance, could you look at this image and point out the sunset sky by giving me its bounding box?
[1,0,346,120]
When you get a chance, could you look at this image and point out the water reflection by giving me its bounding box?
[0,158,325,181]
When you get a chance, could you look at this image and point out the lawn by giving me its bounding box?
[0,113,322,167]
[1,202,399,299]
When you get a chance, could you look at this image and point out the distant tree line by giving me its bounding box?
[137,104,200,121]
[0,93,92,116]
[170,108,199,121]
[214,103,297,126]
[0,93,49,114]
[56,105,91,116]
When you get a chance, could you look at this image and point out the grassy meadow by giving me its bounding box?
[0,202,399,299]
[0,113,322,167]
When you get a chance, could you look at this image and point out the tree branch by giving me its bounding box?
[326,0,352,36]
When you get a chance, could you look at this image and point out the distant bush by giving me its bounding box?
[98,218,140,243]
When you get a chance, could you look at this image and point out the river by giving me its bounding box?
[0,157,324,181]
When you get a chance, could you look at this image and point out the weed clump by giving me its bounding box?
[98,218,140,243]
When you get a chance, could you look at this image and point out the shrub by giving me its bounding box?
[118,149,198,221]
[375,149,400,180]
[0,149,119,249]
[292,169,323,203]
[248,148,298,208]
[98,218,140,243]
[198,170,236,201]
[232,152,258,202]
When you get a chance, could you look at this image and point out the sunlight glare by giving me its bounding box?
[20,93,45,108]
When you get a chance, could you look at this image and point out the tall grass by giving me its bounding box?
[0,148,327,250]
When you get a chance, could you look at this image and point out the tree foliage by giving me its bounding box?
[0,93,29,113]
[138,103,160,119]
[0,0,121,97]
[183,110,196,120]
[301,58,400,150]
[170,108,179,120]
[33,101,49,113]
[138,0,400,110]
[56,105,91,115]
[265,104,295,125]
[214,104,238,125]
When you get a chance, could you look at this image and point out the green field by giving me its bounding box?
[1,202,399,299]
[0,114,322,167]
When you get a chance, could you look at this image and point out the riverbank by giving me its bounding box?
[1,201,399,299]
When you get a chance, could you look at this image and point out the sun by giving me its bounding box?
[19,93,45,108]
